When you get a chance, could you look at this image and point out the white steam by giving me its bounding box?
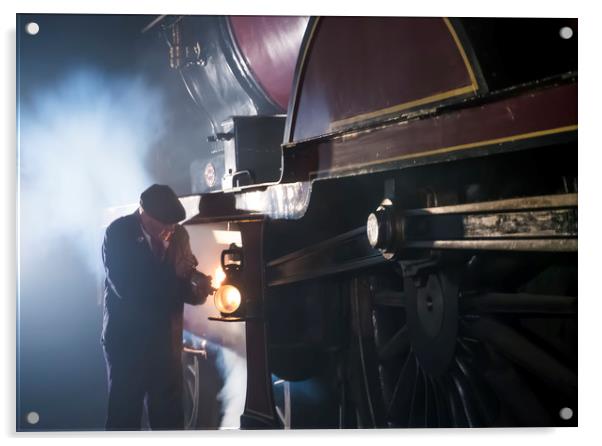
[19,69,164,272]
[216,347,247,429]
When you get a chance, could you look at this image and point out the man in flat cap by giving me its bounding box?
[101,184,213,430]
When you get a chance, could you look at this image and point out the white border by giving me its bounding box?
[3,1,598,444]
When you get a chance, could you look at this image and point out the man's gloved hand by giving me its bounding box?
[190,270,216,302]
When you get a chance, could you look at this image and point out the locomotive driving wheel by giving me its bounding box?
[347,255,577,428]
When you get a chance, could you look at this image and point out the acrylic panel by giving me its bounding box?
[16,13,577,431]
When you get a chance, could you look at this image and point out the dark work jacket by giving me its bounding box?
[101,212,192,359]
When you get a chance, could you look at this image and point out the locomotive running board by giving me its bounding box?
[266,193,577,287]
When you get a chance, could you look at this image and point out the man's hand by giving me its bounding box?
[189,270,215,305]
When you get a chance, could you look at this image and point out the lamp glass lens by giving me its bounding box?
[214,285,241,314]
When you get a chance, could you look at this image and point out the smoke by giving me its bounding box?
[216,346,247,429]
[19,68,164,273]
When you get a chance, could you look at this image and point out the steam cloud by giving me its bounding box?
[19,69,165,273]
[216,347,247,429]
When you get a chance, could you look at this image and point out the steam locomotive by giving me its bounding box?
[152,15,578,428]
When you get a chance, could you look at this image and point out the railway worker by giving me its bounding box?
[101,184,213,430]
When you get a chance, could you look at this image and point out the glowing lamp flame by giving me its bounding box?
[214,285,242,314]
[213,266,226,288]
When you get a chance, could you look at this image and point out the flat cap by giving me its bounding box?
[140,184,186,224]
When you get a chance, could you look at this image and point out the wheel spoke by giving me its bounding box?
[425,375,439,427]
[441,377,468,427]
[420,369,429,427]
[450,363,481,427]
[377,362,396,412]
[387,351,417,424]
[378,324,410,362]
[430,377,452,427]
[465,317,577,394]
[481,348,553,426]
[455,351,499,425]
[461,292,576,316]
[408,364,427,427]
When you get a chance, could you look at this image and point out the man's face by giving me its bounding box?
[140,210,176,242]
